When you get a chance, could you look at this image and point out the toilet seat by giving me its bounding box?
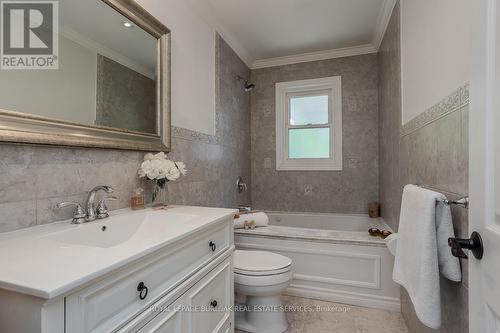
[235,266,291,276]
[234,250,292,276]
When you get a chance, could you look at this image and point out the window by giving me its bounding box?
[275,76,342,171]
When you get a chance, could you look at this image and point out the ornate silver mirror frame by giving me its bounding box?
[0,0,171,152]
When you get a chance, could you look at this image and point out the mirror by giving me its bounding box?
[0,0,171,151]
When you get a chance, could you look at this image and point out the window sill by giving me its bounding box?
[276,159,343,171]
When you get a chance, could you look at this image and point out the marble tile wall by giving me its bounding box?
[0,34,251,233]
[378,1,402,232]
[250,54,379,214]
[399,104,469,333]
[378,4,469,331]
[96,55,156,134]
[166,35,251,210]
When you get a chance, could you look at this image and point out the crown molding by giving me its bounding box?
[60,24,155,79]
[185,0,254,68]
[251,44,377,69]
[186,0,396,70]
[372,0,397,49]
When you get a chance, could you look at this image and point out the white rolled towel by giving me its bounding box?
[234,212,269,229]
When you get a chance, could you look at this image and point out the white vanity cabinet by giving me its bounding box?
[129,259,232,333]
[0,206,236,333]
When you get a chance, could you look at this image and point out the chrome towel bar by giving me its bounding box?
[438,197,469,209]
[405,184,469,209]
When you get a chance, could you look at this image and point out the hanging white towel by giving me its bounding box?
[392,185,461,330]
[234,212,269,229]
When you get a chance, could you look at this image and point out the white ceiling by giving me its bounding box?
[60,0,157,76]
[189,0,396,68]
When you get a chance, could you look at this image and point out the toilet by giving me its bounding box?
[234,250,293,333]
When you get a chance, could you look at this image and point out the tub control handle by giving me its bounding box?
[209,241,216,252]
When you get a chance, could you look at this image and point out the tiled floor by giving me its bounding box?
[236,295,408,333]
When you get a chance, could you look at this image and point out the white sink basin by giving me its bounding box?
[0,205,237,299]
[41,210,199,248]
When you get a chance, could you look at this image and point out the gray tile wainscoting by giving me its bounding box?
[0,146,145,232]
[0,34,251,233]
[399,103,469,333]
[378,1,402,232]
[250,54,379,214]
[378,3,469,332]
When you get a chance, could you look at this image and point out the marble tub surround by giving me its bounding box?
[235,225,387,247]
[250,54,379,214]
[235,212,400,312]
[0,34,251,233]
[234,215,391,247]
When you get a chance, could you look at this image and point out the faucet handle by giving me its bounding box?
[55,202,87,224]
[96,196,118,219]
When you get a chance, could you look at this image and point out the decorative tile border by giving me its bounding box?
[171,125,219,145]
[401,83,469,137]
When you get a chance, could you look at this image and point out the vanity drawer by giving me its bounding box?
[66,220,231,333]
[136,297,185,333]
[187,261,232,333]
[123,258,233,333]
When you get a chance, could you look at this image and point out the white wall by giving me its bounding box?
[0,36,97,124]
[137,0,216,135]
[400,0,472,124]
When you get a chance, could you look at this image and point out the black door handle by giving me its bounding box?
[448,231,484,260]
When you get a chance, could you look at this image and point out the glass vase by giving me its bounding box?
[152,182,168,207]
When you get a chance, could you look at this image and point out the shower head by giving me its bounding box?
[237,75,255,92]
[244,82,255,92]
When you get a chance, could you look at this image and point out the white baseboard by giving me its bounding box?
[285,285,401,312]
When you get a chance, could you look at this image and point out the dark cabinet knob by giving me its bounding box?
[137,281,149,300]
[209,241,216,252]
[210,300,218,308]
[448,231,484,260]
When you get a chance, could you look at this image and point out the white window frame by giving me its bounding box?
[275,76,343,171]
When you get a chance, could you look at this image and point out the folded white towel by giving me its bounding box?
[234,212,269,229]
[393,185,461,330]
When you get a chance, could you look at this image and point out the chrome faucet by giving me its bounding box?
[55,185,115,224]
[55,202,87,224]
[85,185,114,222]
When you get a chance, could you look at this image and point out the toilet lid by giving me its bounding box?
[234,250,292,276]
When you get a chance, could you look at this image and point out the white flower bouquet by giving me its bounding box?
[138,152,187,205]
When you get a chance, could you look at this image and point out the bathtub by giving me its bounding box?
[234,212,400,311]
